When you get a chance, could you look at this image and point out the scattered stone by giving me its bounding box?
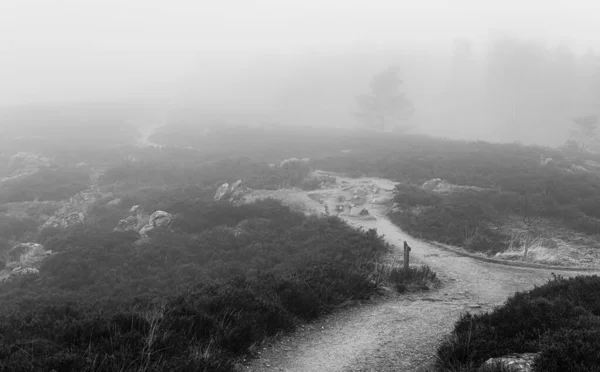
[481,353,538,372]
[1,243,52,283]
[106,198,122,206]
[231,179,243,190]
[114,216,138,232]
[8,242,44,262]
[139,211,173,236]
[214,183,230,201]
[129,205,142,214]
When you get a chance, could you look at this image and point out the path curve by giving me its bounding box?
[242,174,600,372]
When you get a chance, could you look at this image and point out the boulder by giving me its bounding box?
[129,205,142,214]
[139,211,173,236]
[422,178,444,192]
[280,158,300,167]
[114,216,138,232]
[422,178,484,194]
[42,211,85,230]
[230,179,243,192]
[8,242,44,262]
[481,353,538,372]
[106,198,122,206]
[11,267,39,278]
[214,183,230,201]
[0,243,51,283]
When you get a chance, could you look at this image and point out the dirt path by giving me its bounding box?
[242,173,600,372]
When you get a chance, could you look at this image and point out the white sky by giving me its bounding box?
[1,0,599,106]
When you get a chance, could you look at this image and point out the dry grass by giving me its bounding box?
[494,217,599,267]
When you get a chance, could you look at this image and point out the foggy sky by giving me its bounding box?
[1,0,599,107]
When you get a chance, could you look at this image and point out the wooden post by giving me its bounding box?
[403,241,411,272]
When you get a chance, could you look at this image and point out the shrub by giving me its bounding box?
[535,328,600,372]
[394,183,441,207]
[0,214,39,241]
[0,167,89,203]
[436,275,600,372]
[0,199,424,371]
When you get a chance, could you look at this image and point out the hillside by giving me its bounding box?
[1,125,599,371]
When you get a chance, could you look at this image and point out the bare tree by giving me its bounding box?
[566,115,599,152]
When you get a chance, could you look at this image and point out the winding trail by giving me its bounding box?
[242,173,600,372]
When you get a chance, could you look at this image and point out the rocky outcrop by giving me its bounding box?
[214,180,252,204]
[8,152,52,173]
[481,353,538,372]
[279,157,310,167]
[422,178,484,194]
[214,183,230,201]
[106,198,122,206]
[114,216,139,232]
[0,242,52,283]
[129,205,142,214]
[113,208,173,239]
[42,211,85,230]
[139,211,173,236]
[8,242,44,261]
[41,185,105,230]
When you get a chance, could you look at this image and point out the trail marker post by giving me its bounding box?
[403,241,411,272]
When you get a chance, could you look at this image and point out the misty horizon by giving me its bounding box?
[2,0,600,147]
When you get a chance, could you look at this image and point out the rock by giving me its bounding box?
[106,198,122,206]
[571,164,590,172]
[129,205,142,214]
[0,243,52,283]
[540,155,554,166]
[42,210,85,230]
[214,183,230,201]
[229,186,251,203]
[230,179,243,192]
[585,160,600,168]
[280,158,300,167]
[8,242,44,261]
[139,211,173,236]
[359,208,369,216]
[12,267,39,277]
[8,152,52,172]
[422,178,484,194]
[114,216,138,232]
[422,178,444,191]
[481,353,538,372]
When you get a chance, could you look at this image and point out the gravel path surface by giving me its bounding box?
[242,174,599,372]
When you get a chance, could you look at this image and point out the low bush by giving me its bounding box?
[0,199,431,371]
[0,214,39,241]
[436,274,600,372]
[0,167,89,203]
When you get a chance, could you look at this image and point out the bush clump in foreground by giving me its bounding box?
[0,199,433,371]
[436,274,600,372]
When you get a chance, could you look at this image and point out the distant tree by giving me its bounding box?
[355,66,414,132]
[566,115,599,152]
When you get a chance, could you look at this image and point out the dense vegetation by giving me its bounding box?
[150,126,600,254]
[0,166,90,204]
[436,274,600,372]
[0,197,435,371]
